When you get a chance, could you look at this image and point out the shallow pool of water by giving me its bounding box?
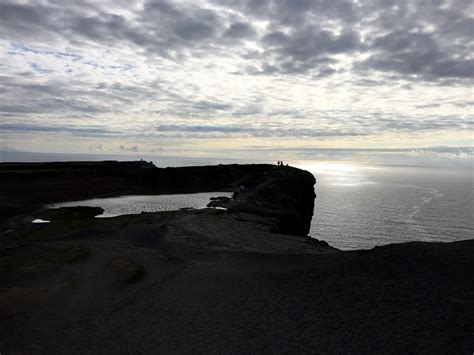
[32,219,50,224]
[49,192,233,217]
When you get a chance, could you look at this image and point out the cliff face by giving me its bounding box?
[158,164,317,237]
[220,166,316,236]
[0,162,317,237]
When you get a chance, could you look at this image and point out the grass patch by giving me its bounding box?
[0,243,90,282]
[41,206,104,221]
[108,256,144,283]
[57,244,90,263]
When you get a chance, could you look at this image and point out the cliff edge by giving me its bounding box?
[0,162,317,238]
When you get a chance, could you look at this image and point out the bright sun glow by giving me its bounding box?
[293,161,382,187]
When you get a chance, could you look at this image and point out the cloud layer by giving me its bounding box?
[0,0,472,154]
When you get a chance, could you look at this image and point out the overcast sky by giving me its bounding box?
[0,0,472,162]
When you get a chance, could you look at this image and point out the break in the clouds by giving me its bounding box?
[0,0,472,156]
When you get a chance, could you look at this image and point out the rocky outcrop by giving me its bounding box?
[216,165,316,236]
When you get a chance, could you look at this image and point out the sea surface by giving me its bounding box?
[3,151,473,250]
[295,162,473,250]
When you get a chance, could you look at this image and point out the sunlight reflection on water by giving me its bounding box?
[293,161,472,250]
[294,161,381,187]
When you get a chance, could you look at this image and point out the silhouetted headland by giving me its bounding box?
[0,161,472,353]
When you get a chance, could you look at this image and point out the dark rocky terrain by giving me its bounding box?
[0,162,473,354]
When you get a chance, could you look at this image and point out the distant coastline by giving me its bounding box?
[1,148,472,169]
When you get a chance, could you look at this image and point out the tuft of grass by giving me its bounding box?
[57,244,90,263]
[41,206,104,221]
[107,256,144,283]
[0,243,90,282]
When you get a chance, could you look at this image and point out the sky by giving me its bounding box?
[0,0,473,165]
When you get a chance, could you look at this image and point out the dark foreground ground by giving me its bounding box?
[0,162,473,353]
[1,216,473,354]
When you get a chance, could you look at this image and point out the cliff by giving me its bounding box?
[213,165,316,236]
[0,162,316,237]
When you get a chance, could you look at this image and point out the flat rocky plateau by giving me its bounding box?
[0,162,473,354]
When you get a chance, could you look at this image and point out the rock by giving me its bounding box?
[306,236,335,249]
[207,196,231,207]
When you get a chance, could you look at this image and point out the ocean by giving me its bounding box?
[295,161,473,250]
[2,151,473,250]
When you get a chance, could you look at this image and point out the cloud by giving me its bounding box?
[250,26,360,75]
[1,0,472,81]
[0,123,115,136]
[89,143,103,151]
[156,124,368,138]
[223,22,256,40]
[0,0,472,154]
[408,147,474,160]
[0,0,471,80]
[359,34,474,81]
[0,2,57,40]
[355,1,474,82]
[119,144,139,152]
